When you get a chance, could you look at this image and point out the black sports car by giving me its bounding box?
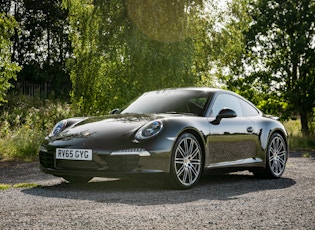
[39,88,288,189]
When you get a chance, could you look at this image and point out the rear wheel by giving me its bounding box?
[254,133,288,178]
[169,133,203,189]
[62,176,93,183]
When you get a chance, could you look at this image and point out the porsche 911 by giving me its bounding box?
[39,88,288,189]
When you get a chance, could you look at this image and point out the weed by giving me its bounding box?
[0,184,11,190]
[12,183,40,189]
[0,183,40,190]
[302,153,311,158]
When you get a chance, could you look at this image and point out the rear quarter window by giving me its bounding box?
[239,99,260,117]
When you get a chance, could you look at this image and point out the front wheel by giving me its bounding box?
[169,133,203,189]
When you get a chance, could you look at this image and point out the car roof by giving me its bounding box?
[149,87,234,95]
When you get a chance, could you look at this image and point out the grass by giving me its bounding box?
[302,153,311,158]
[283,119,315,151]
[0,183,39,190]
[12,183,40,189]
[0,184,11,190]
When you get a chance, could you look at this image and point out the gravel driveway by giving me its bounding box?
[0,151,314,229]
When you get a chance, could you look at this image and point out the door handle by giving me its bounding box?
[247,127,253,133]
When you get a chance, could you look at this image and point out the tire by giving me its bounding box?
[62,176,93,184]
[169,133,203,189]
[254,133,288,178]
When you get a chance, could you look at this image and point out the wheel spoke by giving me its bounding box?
[278,157,286,166]
[183,139,189,156]
[276,141,284,152]
[278,150,286,158]
[269,144,275,153]
[177,145,186,158]
[269,155,274,162]
[190,158,201,165]
[190,147,199,159]
[175,156,184,163]
[176,164,185,177]
[188,140,194,156]
[189,164,199,177]
[187,168,193,183]
[182,168,189,183]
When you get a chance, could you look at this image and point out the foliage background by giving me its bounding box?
[0,13,20,105]
[63,0,211,114]
[0,0,314,160]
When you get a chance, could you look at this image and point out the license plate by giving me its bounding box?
[56,148,92,161]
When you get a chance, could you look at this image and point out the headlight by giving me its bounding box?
[135,120,164,140]
[49,120,68,137]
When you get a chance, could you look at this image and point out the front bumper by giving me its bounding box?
[39,147,171,178]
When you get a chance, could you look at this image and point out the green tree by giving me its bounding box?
[0,13,20,105]
[1,0,72,98]
[211,0,283,112]
[200,0,252,87]
[245,0,315,135]
[63,0,210,115]
[215,0,315,135]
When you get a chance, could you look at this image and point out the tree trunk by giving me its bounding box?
[300,111,309,136]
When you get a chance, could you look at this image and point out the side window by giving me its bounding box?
[239,99,259,117]
[210,94,243,117]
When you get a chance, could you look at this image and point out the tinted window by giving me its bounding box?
[122,89,212,116]
[210,94,243,117]
[240,99,259,117]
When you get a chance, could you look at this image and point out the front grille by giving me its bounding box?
[39,150,54,168]
[101,155,140,172]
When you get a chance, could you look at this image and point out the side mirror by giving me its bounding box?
[110,108,120,114]
[211,108,237,125]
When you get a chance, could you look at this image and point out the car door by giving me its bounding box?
[205,93,258,166]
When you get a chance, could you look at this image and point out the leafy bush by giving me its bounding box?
[0,94,76,161]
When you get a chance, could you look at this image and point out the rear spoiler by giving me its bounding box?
[264,114,279,120]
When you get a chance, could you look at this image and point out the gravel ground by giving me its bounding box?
[0,151,314,230]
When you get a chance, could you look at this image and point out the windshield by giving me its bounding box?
[121,89,212,116]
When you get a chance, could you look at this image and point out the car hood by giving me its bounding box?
[54,113,164,142]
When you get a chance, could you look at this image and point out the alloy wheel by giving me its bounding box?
[267,133,287,177]
[171,133,203,189]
